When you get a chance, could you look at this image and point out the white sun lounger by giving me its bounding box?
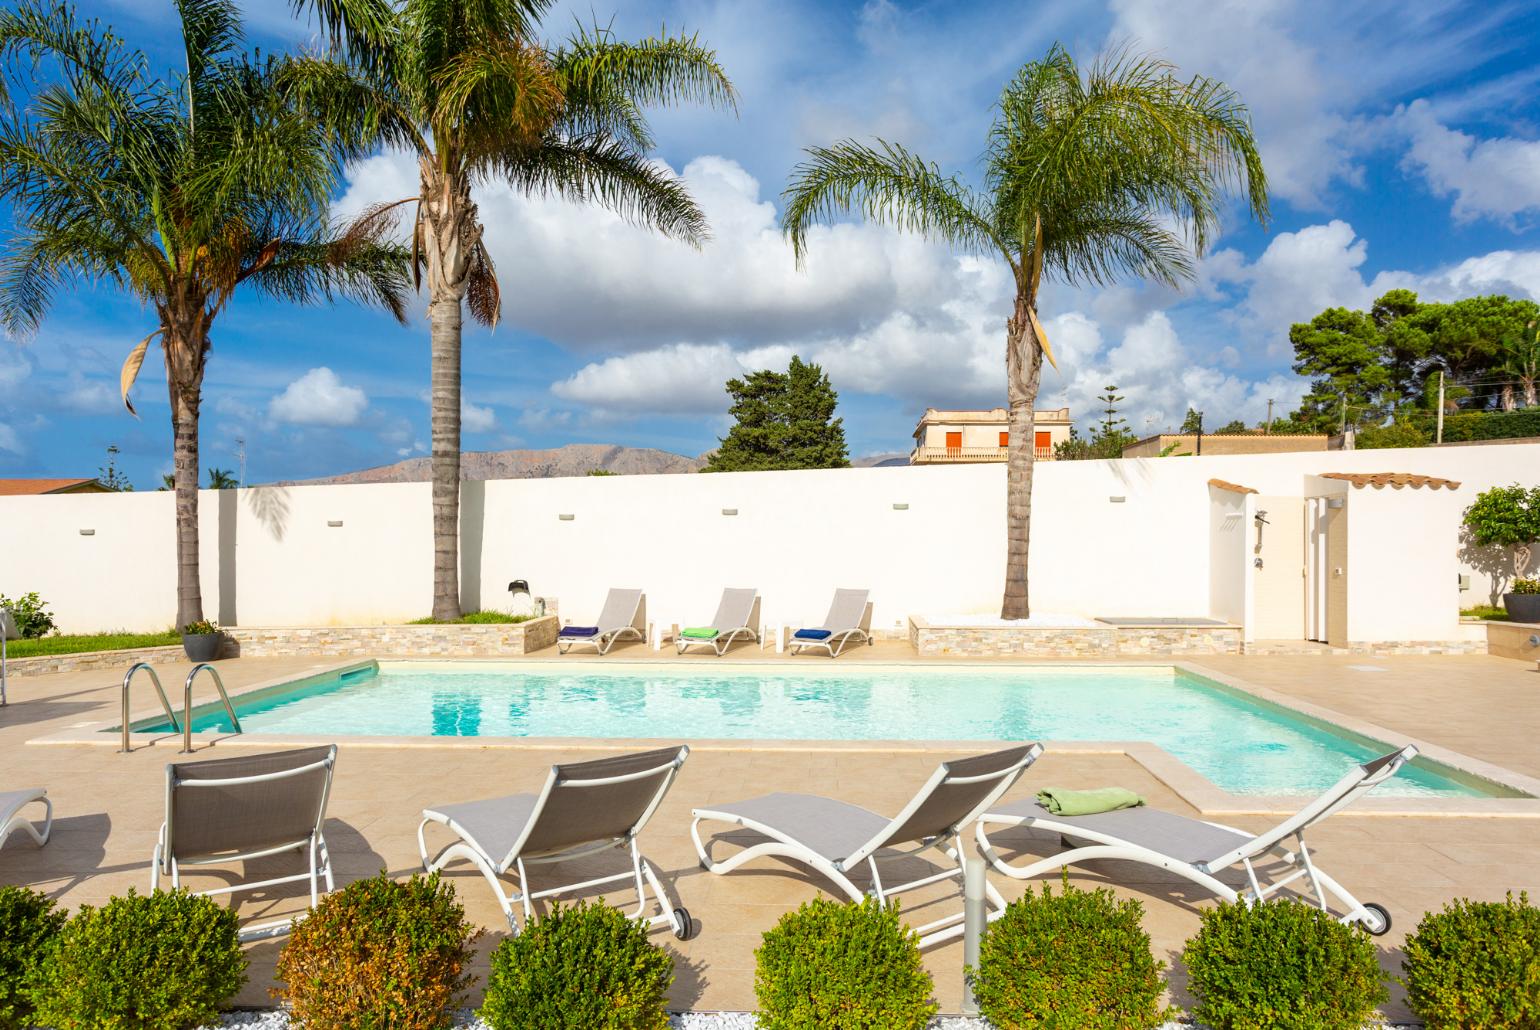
[692,743,1042,947]
[557,588,647,655]
[676,588,761,656]
[152,745,338,941]
[420,745,694,939]
[0,787,51,850]
[975,744,1418,935]
[788,588,873,657]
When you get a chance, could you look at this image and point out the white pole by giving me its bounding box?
[1436,372,1446,444]
[961,855,986,1016]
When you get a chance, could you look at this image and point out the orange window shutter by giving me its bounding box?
[945,431,962,449]
[999,431,1009,447]
[1034,431,1051,449]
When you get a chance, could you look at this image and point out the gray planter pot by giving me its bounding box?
[1504,593,1540,624]
[181,632,224,662]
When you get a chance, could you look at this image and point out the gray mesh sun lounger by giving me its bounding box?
[152,745,338,941]
[420,745,694,939]
[676,588,761,656]
[1,787,51,850]
[976,744,1417,936]
[789,588,873,657]
[692,743,1042,947]
[558,588,647,655]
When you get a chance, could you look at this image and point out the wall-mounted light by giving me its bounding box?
[326,520,343,528]
[892,503,909,511]
[1457,573,1471,590]
[1108,495,1126,504]
[78,528,95,536]
[558,513,575,521]
[1326,497,1345,509]
[721,508,738,516]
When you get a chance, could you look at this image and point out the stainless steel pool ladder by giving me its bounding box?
[181,663,241,753]
[120,662,179,753]
[119,662,242,753]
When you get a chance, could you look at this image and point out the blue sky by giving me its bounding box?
[3,0,1540,487]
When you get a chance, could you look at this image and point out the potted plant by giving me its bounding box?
[1463,485,1540,623]
[180,620,225,662]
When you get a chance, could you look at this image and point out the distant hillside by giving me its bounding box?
[277,444,913,485]
[279,444,705,485]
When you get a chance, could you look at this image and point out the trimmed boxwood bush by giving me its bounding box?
[972,880,1172,1029]
[0,885,66,1030]
[480,900,673,1030]
[1182,899,1387,1030]
[755,897,936,1030]
[29,888,246,1030]
[1401,891,1540,1029]
[275,872,479,1030]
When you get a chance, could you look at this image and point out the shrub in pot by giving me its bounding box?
[1401,891,1540,1029]
[971,879,1172,1029]
[1182,898,1387,1030]
[1462,485,1540,622]
[180,619,224,661]
[755,897,936,1030]
[29,888,246,1030]
[275,871,478,1030]
[480,899,673,1030]
[0,885,66,1030]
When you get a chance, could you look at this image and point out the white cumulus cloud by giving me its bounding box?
[462,401,497,433]
[268,367,369,427]
[1397,100,1540,226]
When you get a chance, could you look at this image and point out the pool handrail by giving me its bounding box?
[182,663,242,753]
[121,662,180,753]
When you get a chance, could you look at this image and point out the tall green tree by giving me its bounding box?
[0,0,409,626]
[291,0,736,620]
[1288,306,1394,432]
[704,356,849,472]
[781,45,1266,617]
[1179,408,1203,434]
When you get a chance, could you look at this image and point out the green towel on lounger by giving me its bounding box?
[681,627,719,639]
[1035,786,1145,816]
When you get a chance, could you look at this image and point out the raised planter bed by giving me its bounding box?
[908,616,1242,658]
[226,615,559,658]
[4,643,188,678]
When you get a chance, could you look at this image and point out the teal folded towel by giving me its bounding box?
[1035,786,1146,816]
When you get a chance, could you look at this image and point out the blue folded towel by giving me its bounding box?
[794,628,832,640]
[560,625,599,638]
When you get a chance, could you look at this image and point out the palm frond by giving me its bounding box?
[781,139,1004,267]
[493,134,708,245]
[433,36,563,154]
[465,237,500,327]
[174,0,242,82]
[553,26,737,114]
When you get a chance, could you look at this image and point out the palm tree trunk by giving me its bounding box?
[163,322,206,629]
[1522,375,1537,409]
[1002,290,1044,620]
[421,163,475,621]
[428,291,463,621]
[1501,382,1516,412]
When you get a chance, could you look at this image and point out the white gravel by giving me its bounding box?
[202,1011,1417,1029]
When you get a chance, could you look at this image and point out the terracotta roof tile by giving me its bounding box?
[0,477,105,496]
[1207,478,1258,495]
[1318,472,1461,490]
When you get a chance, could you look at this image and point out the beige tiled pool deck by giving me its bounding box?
[2,644,1538,1019]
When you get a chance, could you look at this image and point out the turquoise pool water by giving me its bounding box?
[139,662,1509,798]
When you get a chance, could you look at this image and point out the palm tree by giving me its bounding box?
[782,44,1268,618]
[291,0,736,620]
[206,467,238,489]
[0,0,408,628]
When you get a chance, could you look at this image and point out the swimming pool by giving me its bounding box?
[137,662,1513,798]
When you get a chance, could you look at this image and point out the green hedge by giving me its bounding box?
[29,889,246,1030]
[755,898,936,1030]
[0,886,66,1030]
[481,900,672,1030]
[971,880,1171,1029]
[1405,408,1540,442]
[1401,892,1540,1029]
[1182,899,1387,1030]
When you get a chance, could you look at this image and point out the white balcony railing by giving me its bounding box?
[911,446,1053,463]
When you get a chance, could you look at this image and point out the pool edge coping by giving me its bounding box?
[29,656,1540,819]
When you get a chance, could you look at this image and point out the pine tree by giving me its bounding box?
[704,356,850,471]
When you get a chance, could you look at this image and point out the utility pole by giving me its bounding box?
[1435,372,1445,445]
[1265,398,1274,434]
[236,437,246,487]
[1195,412,1203,456]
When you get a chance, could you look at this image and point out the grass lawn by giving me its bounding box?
[1460,605,1511,621]
[5,630,181,658]
[407,611,537,625]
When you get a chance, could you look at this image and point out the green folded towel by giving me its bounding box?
[1035,787,1146,816]
[680,627,719,639]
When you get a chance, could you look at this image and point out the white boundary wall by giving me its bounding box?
[2,443,1535,639]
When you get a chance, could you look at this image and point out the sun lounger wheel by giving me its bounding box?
[673,907,694,941]
[1360,903,1390,936]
